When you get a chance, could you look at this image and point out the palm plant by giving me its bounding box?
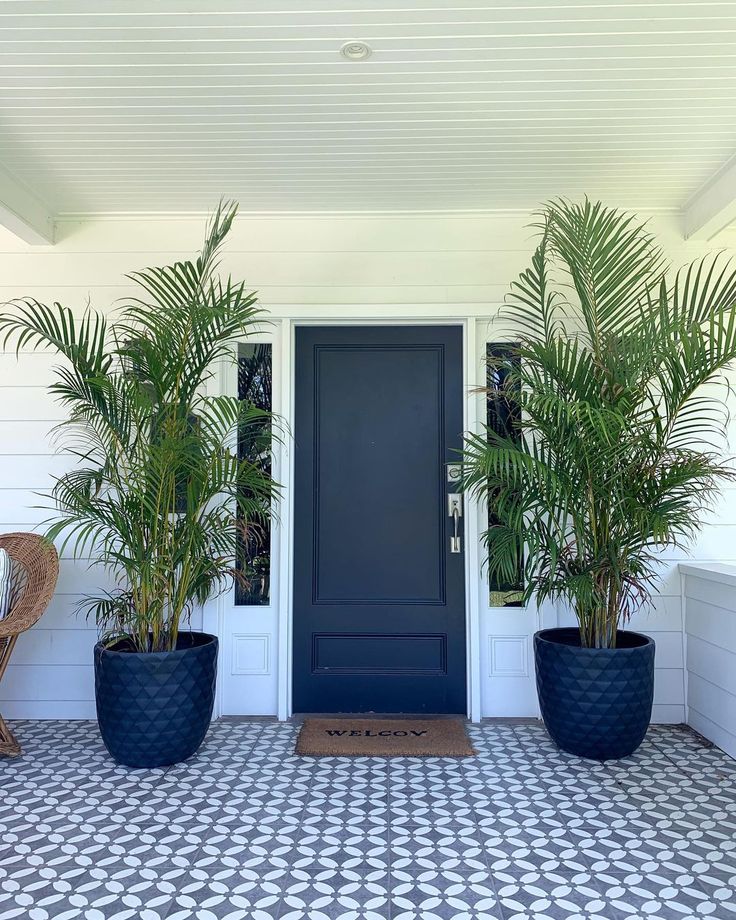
[0,201,275,652]
[463,199,736,648]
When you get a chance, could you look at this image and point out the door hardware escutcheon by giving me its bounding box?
[448,493,462,553]
[446,463,463,484]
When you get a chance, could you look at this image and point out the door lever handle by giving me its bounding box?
[448,493,462,553]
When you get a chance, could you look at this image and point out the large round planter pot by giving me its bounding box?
[534,627,655,761]
[94,632,218,768]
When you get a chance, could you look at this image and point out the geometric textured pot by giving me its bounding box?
[534,627,655,761]
[94,632,218,768]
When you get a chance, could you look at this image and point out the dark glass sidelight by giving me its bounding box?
[236,343,272,606]
[486,343,524,607]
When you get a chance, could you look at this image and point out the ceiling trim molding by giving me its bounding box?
[682,156,736,241]
[55,206,680,223]
[0,163,54,245]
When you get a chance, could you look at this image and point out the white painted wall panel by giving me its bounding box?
[628,595,682,633]
[0,493,49,526]
[0,455,74,489]
[653,669,687,706]
[684,596,736,647]
[0,387,66,421]
[0,354,60,387]
[54,561,116,596]
[0,250,540,288]
[0,211,731,719]
[1,665,93,702]
[26,594,95,632]
[688,673,736,759]
[683,565,736,758]
[687,636,736,697]
[0,421,61,455]
[648,634,685,670]
[12,629,97,667]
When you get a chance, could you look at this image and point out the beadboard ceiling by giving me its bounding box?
[1,0,736,218]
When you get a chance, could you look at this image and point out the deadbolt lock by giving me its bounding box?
[446,463,463,484]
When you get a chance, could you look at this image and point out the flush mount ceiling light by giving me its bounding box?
[340,40,372,61]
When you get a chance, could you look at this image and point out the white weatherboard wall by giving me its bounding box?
[681,564,736,758]
[0,211,733,721]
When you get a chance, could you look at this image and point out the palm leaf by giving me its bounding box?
[0,199,276,652]
[465,198,736,648]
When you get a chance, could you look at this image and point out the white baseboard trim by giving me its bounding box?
[2,700,96,720]
[651,703,686,724]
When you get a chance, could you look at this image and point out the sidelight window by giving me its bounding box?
[486,343,524,607]
[235,342,272,606]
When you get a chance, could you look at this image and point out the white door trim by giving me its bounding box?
[464,317,483,722]
[273,314,483,721]
[276,317,294,721]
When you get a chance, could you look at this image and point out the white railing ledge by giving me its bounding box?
[679,562,736,589]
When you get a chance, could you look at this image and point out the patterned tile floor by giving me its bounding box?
[0,720,735,919]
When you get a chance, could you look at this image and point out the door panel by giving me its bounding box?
[293,326,466,713]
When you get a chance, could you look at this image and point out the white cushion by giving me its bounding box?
[0,549,12,619]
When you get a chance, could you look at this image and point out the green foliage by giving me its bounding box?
[0,201,275,651]
[463,199,736,648]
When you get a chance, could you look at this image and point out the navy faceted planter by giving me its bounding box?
[94,632,218,768]
[534,627,654,761]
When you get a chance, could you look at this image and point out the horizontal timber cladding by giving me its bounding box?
[0,211,728,718]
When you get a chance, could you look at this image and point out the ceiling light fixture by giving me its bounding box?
[340,40,372,61]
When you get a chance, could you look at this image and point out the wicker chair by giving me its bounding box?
[0,533,59,757]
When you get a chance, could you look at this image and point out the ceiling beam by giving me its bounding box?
[683,155,736,241]
[0,162,54,245]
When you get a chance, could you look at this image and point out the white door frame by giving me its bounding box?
[274,313,484,721]
[277,314,481,721]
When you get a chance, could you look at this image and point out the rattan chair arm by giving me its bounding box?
[0,618,24,639]
[0,533,59,637]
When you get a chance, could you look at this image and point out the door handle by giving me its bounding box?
[448,493,462,553]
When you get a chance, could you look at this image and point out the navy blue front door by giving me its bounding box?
[293,326,466,714]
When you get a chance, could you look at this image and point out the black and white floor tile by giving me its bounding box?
[1,720,735,918]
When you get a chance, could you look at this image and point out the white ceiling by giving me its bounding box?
[1,0,736,218]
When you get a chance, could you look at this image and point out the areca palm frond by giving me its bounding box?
[0,200,276,651]
[463,198,736,648]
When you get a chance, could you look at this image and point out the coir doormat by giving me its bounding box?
[295,718,475,757]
